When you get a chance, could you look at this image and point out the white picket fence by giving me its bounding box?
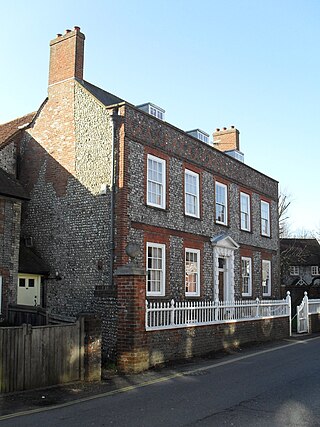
[146,293,291,331]
[297,292,320,333]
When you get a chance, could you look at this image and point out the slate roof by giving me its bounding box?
[281,238,320,265]
[81,80,124,106]
[0,112,36,147]
[0,168,29,200]
[19,244,49,275]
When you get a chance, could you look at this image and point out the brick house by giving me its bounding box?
[281,238,320,310]
[0,27,283,367]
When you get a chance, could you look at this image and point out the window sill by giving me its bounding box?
[215,221,229,228]
[145,203,167,212]
[184,214,201,221]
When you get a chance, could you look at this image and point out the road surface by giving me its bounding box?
[1,335,320,426]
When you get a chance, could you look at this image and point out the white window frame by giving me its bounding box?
[185,248,200,296]
[240,192,251,231]
[146,242,165,296]
[197,131,209,143]
[241,257,252,297]
[311,266,319,276]
[185,169,200,218]
[261,201,270,237]
[262,260,271,297]
[149,105,164,120]
[147,154,166,209]
[215,182,228,225]
[289,265,299,276]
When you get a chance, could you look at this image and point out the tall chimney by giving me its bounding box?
[48,26,85,86]
[213,126,240,152]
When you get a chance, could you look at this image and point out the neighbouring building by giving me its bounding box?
[281,238,320,309]
[0,27,283,368]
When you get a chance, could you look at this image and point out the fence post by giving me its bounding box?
[170,299,175,326]
[255,298,260,318]
[214,300,219,321]
[115,261,148,374]
[304,291,310,333]
[78,313,102,381]
[286,291,292,337]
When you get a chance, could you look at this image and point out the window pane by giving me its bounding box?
[262,260,271,295]
[261,201,270,236]
[241,258,252,295]
[240,193,250,231]
[185,170,199,217]
[147,244,165,295]
[185,249,200,295]
[215,183,227,224]
[147,156,165,208]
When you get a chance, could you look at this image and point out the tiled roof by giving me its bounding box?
[19,244,49,275]
[0,168,29,200]
[0,112,36,147]
[81,80,124,106]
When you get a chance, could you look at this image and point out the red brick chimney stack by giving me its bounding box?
[48,26,85,86]
[213,126,240,152]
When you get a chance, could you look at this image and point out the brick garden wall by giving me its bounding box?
[115,268,289,373]
[147,317,290,367]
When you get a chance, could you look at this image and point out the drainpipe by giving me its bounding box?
[109,109,118,287]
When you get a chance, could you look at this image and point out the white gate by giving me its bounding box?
[297,292,309,333]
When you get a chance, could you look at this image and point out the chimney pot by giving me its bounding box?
[212,126,240,152]
[74,26,81,31]
[49,27,85,86]
[56,33,62,37]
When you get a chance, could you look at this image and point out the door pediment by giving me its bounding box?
[211,234,240,250]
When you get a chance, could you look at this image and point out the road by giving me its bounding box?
[1,336,320,426]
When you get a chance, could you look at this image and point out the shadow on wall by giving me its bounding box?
[17,133,117,360]
[145,317,289,369]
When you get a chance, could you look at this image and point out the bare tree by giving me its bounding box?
[278,190,291,237]
[280,239,308,281]
[292,228,316,239]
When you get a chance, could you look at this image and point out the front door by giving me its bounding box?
[212,235,240,302]
[17,274,41,306]
[218,258,225,301]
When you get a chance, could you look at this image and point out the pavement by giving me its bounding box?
[0,333,314,419]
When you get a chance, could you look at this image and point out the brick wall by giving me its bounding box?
[113,268,289,373]
[213,126,240,152]
[147,317,289,367]
[49,27,84,86]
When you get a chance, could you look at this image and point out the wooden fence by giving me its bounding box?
[0,321,84,393]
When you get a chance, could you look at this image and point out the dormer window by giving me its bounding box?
[150,105,164,120]
[136,103,165,121]
[186,129,210,144]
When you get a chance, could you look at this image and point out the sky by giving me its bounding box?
[0,0,319,234]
